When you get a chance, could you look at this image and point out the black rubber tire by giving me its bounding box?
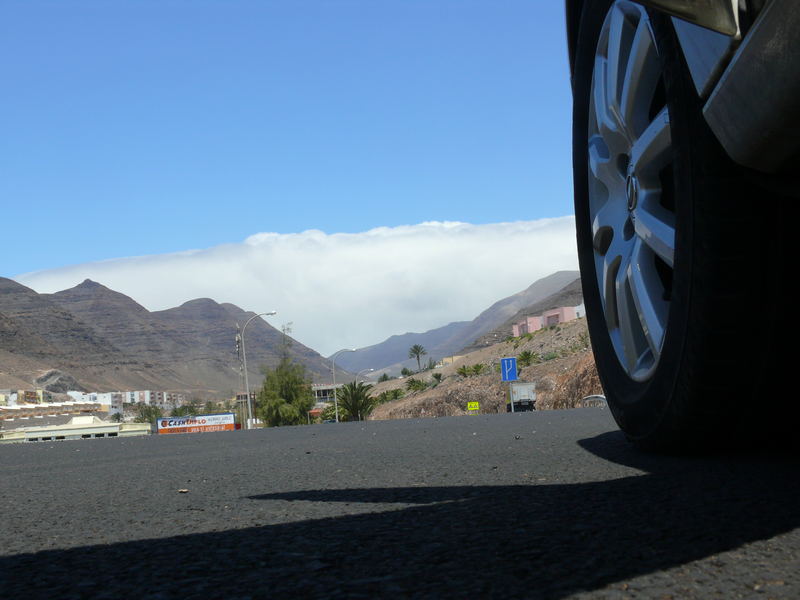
[572,1,790,452]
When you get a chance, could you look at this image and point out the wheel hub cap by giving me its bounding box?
[626,171,639,211]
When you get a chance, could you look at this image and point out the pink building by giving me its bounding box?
[512,316,543,337]
[512,306,579,337]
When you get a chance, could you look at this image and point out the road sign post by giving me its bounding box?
[500,357,518,412]
[500,357,518,382]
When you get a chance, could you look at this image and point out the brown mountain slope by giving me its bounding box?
[0,278,128,367]
[1,278,336,395]
[151,298,331,386]
[47,279,190,358]
[0,308,55,357]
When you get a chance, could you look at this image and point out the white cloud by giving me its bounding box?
[16,219,578,356]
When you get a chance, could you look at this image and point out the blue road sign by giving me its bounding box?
[500,357,518,382]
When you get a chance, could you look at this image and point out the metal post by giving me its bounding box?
[332,361,338,423]
[240,311,277,430]
[355,368,374,383]
[330,348,356,423]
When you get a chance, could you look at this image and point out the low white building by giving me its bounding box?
[67,391,124,415]
[96,392,124,415]
[0,415,151,443]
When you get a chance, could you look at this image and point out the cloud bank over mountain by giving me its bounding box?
[16,219,577,356]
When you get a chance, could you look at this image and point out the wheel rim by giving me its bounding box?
[587,1,675,382]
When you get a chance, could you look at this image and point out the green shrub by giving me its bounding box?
[471,363,487,376]
[405,377,428,392]
[517,350,534,367]
[377,389,404,403]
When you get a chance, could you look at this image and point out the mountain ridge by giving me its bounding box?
[0,278,336,396]
[334,271,581,373]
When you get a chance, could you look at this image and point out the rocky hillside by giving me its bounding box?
[0,278,338,395]
[368,317,603,420]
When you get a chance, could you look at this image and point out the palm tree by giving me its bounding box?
[377,388,404,403]
[408,344,427,372]
[405,377,427,392]
[517,350,539,368]
[470,363,487,376]
[337,381,377,421]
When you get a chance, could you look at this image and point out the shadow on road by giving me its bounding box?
[4,431,799,598]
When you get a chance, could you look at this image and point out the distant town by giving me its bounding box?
[1,388,188,418]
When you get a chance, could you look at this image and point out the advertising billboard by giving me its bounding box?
[157,413,236,435]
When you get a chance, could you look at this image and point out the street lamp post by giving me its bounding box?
[330,348,356,423]
[355,368,374,383]
[240,311,277,430]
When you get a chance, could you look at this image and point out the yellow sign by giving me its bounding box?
[467,402,480,411]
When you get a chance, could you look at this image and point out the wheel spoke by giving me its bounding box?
[595,192,637,336]
[631,106,671,181]
[615,255,641,374]
[592,55,610,132]
[605,4,626,125]
[620,15,660,136]
[588,134,620,192]
[592,56,626,145]
[628,241,667,357]
[634,195,675,267]
[592,200,615,235]
[599,252,621,331]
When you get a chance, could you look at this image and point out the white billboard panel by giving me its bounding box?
[157,413,236,435]
[510,382,536,402]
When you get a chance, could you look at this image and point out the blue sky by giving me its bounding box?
[4,1,577,354]
[3,1,573,274]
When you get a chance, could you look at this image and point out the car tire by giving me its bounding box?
[572,0,789,451]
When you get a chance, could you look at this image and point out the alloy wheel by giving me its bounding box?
[587,1,676,382]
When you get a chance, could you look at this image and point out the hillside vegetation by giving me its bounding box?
[369,318,603,420]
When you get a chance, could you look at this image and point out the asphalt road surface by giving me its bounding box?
[2,408,799,599]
